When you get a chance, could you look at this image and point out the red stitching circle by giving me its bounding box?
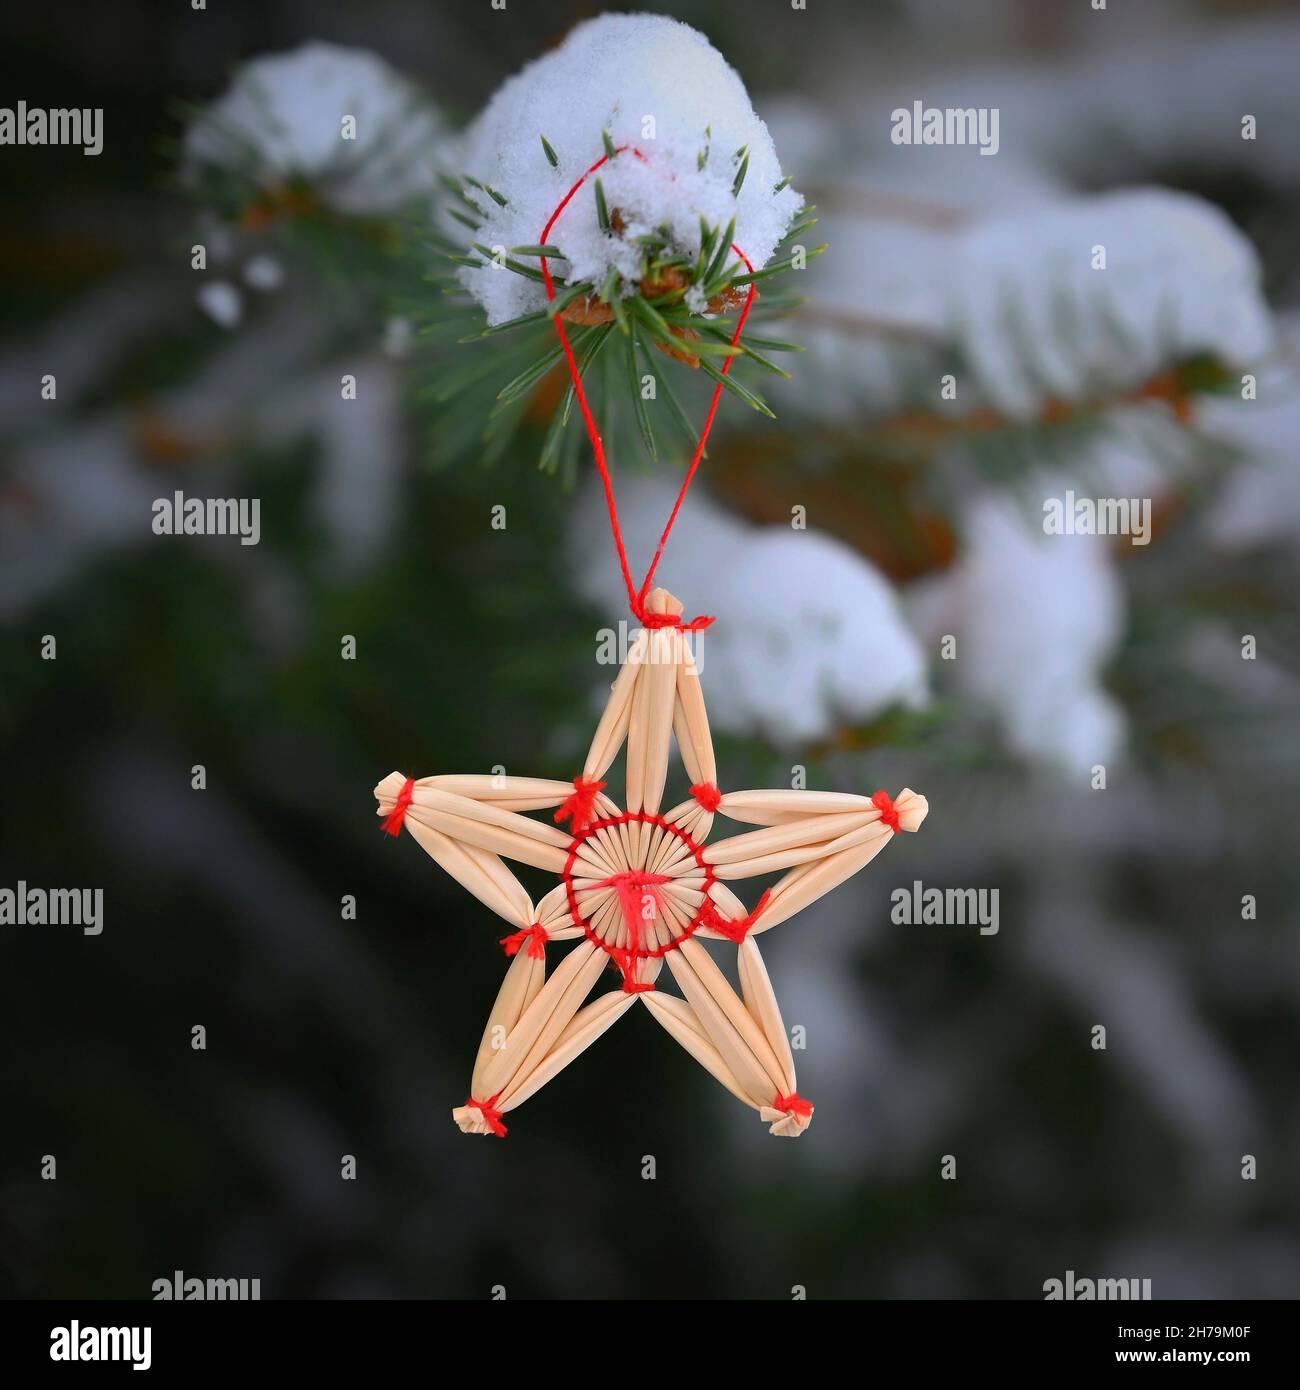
[562,811,717,959]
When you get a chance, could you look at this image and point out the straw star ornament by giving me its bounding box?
[375,588,928,1138]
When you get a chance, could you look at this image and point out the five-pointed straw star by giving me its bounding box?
[374,588,928,1138]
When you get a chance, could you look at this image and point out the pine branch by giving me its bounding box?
[425,126,820,472]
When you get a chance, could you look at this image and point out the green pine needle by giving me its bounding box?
[639,339,699,447]
[470,243,548,282]
[539,324,615,472]
[630,294,672,343]
[594,177,610,232]
[694,218,717,284]
[546,280,595,318]
[626,332,657,460]
[703,216,736,288]
[728,243,828,285]
[540,133,559,167]
[708,332,793,377]
[784,213,821,241]
[730,331,805,353]
[565,325,615,424]
[465,175,509,208]
[458,309,551,342]
[688,338,745,359]
[495,335,574,405]
[602,268,627,334]
[700,358,776,418]
[602,129,617,158]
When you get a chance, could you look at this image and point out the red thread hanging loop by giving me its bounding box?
[381,776,416,837]
[539,146,758,633]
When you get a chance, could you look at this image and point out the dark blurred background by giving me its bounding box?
[2,0,1298,1299]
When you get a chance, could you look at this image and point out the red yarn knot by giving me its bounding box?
[773,1091,814,1119]
[610,946,657,994]
[639,607,716,633]
[501,922,549,960]
[555,776,607,835]
[690,782,724,812]
[702,889,771,944]
[468,1094,508,1138]
[381,776,416,837]
[873,789,902,834]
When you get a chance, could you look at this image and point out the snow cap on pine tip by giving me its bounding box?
[455,12,804,325]
[947,188,1273,421]
[184,41,448,214]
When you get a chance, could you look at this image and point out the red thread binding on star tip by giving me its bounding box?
[610,946,657,993]
[500,923,549,960]
[690,782,723,812]
[539,145,757,634]
[773,1091,814,1119]
[872,789,902,834]
[467,1094,508,1137]
[644,609,715,632]
[701,888,771,944]
[381,776,416,836]
[554,776,607,834]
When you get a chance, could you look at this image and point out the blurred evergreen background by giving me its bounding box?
[1,0,1298,1298]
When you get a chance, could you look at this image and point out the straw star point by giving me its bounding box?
[374,588,928,1138]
